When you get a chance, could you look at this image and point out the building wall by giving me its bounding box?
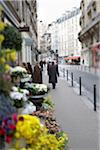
[37,20,47,54]
[79,0,100,67]
[0,0,38,65]
[57,8,81,58]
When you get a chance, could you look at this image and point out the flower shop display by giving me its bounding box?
[24,83,49,110]
[0,9,69,149]
[24,82,48,96]
[0,113,17,148]
[10,86,29,108]
[33,109,61,134]
[21,73,32,83]
[42,96,54,110]
[21,101,36,114]
[0,10,17,134]
[11,66,27,78]
[0,114,68,150]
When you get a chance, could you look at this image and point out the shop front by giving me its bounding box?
[91,42,100,68]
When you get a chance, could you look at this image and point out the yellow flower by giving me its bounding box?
[4,64,10,71]
[0,21,6,31]
[20,148,26,150]
[0,34,4,44]
[0,57,5,64]
[10,50,17,62]
[15,132,21,139]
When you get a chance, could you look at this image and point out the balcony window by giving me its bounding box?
[92,1,96,12]
[87,10,92,20]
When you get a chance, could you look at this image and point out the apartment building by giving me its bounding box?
[0,0,38,64]
[79,0,100,67]
[57,8,81,62]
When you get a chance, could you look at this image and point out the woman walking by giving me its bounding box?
[33,62,42,84]
[48,61,59,89]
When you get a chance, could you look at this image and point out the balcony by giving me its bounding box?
[0,0,21,27]
[79,12,100,38]
[87,0,96,13]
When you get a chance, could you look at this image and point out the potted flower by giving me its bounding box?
[24,83,48,97]
[0,114,68,149]
[10,86,29,109]
[24,83,49,109]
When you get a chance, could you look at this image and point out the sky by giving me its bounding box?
[37,0,81,24]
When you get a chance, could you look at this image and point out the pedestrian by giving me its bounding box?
[33,62,42,84]
[48,61,59,89]
[47,61,51,76]
[22,62,28,70]
[27,62,33,75]
[39,60,43,71]
[27,62,34,80]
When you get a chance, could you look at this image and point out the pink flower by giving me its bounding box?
[12,113,18,122]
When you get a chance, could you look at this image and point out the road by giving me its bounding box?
[59,64,100,105]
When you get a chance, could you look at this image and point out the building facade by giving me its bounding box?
[37,20,49,60]
[0,0,38,64]
[57,8,81,63]
[79,0,100,67]
[46,8,81,64]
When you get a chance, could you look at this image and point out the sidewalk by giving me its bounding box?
[43,73,99,150]
[59,64,100,76]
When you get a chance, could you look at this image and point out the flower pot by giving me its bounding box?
[29,95,45,111]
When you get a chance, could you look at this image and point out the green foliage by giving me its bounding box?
[1,25,22,51]
[42,96,54,110]
[0,76,12,96]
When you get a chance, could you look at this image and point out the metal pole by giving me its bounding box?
[79,77,82,95]
[94,84,96,111]
[66,70,68,81]
[71,72,73,87]
[63,68,65,78]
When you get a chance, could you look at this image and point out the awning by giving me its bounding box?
[64,56,80,60]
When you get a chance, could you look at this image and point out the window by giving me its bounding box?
[92,1,96,12]
[87,10,92,19]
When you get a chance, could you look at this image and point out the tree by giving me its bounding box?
[1,25,22,51]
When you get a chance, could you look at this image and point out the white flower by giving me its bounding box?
[10,91,28,101]
[25,83,48,94]
[21,102,36,114]
[20,89,29,95]
[11,66,27,73]
[12,86,18,92]
[10,92,23,100]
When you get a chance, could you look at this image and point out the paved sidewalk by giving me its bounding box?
[59,64,100,76]
[43,74,99,150]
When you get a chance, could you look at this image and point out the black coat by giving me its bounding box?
[48,64,59,84]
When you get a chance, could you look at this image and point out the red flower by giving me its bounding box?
[9,124,16,130]
[0,128,5,136]
[5,135,13,143]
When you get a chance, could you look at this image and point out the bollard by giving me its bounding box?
[93,84,96,111]
[66,70,68,81]
[71,72,73,87]
[63,68,65,78]
[79,77,82,95]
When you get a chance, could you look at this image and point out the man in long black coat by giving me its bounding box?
[48,61,59,89]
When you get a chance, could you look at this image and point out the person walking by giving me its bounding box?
[33,62,42,84]
[48,61,59,89]
[27,62,34,82]
[39,60,43,71]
